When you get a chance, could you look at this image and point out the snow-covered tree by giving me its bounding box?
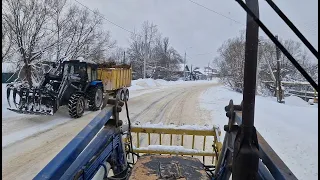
[109,47,126,63]
[214,30,317,95]
[46,3,115,63]
[127,21,183,79]
[127,21,159,78]
[214,32,246,92]
[2,17,14,62]
[2,0,56,86]
[2,0,116,86]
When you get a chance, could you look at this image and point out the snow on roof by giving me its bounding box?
[2,62,17,73]
[194,68,205,74]
[76,57,96,64]
[204,66,213,70]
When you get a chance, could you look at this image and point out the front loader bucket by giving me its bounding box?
[7,108,54,116]
[6,83,56,116]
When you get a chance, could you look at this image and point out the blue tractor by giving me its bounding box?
[7,60,105,118]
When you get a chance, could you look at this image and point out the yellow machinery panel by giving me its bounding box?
[97,67,132,91]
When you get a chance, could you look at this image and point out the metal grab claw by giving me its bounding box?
[6,82,54,116]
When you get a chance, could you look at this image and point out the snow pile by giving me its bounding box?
[129,78,218,92]
[154,79,181,86]
[133,121,219,131]
[128,81,144,91]
[284,95,310,107]
[200,85,318,180]
[131,78,158,88]
[129,78,161,91]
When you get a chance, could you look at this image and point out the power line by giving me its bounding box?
[74,0,209,59]
[76,0,317,43]
[74,0,137,35]
[187,0,244,26]
[76,0,245,35]
[192,52,214,56]
[187,0,318,36]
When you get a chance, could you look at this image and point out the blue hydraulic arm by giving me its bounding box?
[34,103,127,180]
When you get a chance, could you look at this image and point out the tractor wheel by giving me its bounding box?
[68,93,85,118]
[120,90,125,101]
[125,89,129,101]
[88,86,103,111]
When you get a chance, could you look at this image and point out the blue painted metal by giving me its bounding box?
[59,127,118,179]
[34,106,114,180]
[90,80,103,86]
[258,161,275,180]
[83,135,125,179]
[258,145,292,180]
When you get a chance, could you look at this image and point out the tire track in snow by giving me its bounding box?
[137,89,188,146]
[130,90,180,122]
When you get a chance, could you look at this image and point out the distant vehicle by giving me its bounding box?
[6,60,132,118]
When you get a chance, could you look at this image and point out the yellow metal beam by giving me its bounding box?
[131,127,218,136]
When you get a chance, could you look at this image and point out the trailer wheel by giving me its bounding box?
[68,93,85,118]
[125,89,129,101]
[120,90,125,101]
[88,86,103,111]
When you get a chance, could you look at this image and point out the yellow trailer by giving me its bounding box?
[97,66,132,101]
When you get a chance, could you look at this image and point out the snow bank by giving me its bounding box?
[129,78,218,92]
[132,78,158,88]
[284,95,311,107]
[200,85,318,180]
[130,78,183,89]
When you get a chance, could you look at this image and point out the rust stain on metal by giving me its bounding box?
[129,155,210,180]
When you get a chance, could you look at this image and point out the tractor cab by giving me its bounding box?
[62,60,99,82]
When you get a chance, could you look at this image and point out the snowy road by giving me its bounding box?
[2,79,317,180]
[2,81,218,180]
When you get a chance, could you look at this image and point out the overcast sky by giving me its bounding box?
[75,0,318,68]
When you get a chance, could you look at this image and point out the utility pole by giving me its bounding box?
[183,47,192,81]
[183,52,186,80]
[143,32,147,79]
[123,51,126,64]
[275,35,283,103]
[190,64,193,81]
[207,62,210,80]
